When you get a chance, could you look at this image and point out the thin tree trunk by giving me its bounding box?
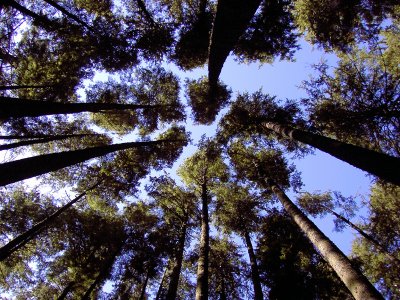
[139,268,150,300]
[0,85,52,90]
[208,0,262,87]
[265,178,383,300]
[42,0,93,31]
[244,231,263,300]
[0,134,96,140]
[155,264,169,300]
[262,122,400,185]
[136,0,156,25]
[0,138,179,186]
[2,0,55,29]
[0,96,171,119]
[195,182,210,300]
[321,204,400,264]
[0,134,99,151]
[57,281,75,300]
[0,181,100,261]
[219,277,227,300]
[166,222,187,300]
[81,242,124,300]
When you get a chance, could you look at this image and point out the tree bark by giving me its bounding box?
[42,0,93,31]
[81,242,124,300]
[139,268,150,300]
[208,0,262,86]
[166,222,187,300]
[0,96,170,119]
[266,178,383,300]
[0,138,178,186]
[0,181,100,261]
[322,204,400,265]
[0,134,99,151]
[2,0,55,29]
[0,85,52,90]
[262,122,400,186]
[195,182,210,300]
[155,264,169,300]
[57,281,75,300]
[0,134,96,140]
[244,231,263,300]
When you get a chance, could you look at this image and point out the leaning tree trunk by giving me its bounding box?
[0,134,99,151]
[265,178,383,300]
[244,231,263,300]
[139,268,151,300]
[0,134,96,140]
[0,138,177,186]
[166,222,188,300]
[57,281,75,300]
[208,0,262,87]
[81,242,124,300]
[321,204,400,265]
[42,0,93,31]
[155,265,169,300]
[0,85,52,90]
[2,0,55,29]
[0,181,100,261]
[195,181,210,300]
[0,96,170,119]
[262,122,400,186]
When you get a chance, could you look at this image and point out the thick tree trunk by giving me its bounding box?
[208,0,262,86]
[322,204,400,264]
[139,269,150,300]
[244,231,263,300]
[262,122,400,185]
[195,182,210,300]
[0,134,98,151]
[0,182,100,261]
[266,178,383,300]
[0,138,177,186]
[57,281,75,300]
[2,0,55,29]
[0,96,169,119]
[166,223,187,299]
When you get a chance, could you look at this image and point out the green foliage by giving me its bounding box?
[352,183,400,298]
[185,77,231,125]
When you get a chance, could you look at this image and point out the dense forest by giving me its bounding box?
[0,0,399,299]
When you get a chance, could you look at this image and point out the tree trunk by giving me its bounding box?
[244,231,263,300]
[2,0,55,29]
[219,277,227,300]
[155,264,169,300]
[0,96,170,119]
[42,0,93,31]
[81,242,124,300]
[166,222,188,300]
[0,181,100,261]
[0,85,52,90]
[208,0,262,86]
[195,182,210,300]
[266,178,383,300]
[322,204,400,265]
[0,134,96,140]
[0,138,178,186]
[139,268,150,300]
[57,281,75,300]
[0,134,99,151]
[262,122,400,186]
[136,0,156,25]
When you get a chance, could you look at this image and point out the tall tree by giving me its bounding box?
[178,139,229,300]
[228,141,384,300]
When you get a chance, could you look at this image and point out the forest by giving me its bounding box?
[0,0,399,299]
